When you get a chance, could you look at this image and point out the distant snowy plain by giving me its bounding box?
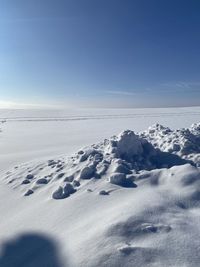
[0,107,200,267]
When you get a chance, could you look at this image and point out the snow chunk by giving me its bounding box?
[109,173,127,186]
[24,189,34,196]
[36,178,48,184]
[99,190,109,195]
[116,130,143,159]
[63,183,76,195]
[80,165,96,179]
[26,174,34,180]
[52,184,76,199]
[52,186,65,199]
[113,163,132,174]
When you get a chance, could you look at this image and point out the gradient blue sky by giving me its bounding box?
[1,0,200,108]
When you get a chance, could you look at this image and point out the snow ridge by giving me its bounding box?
[4,123,198,200]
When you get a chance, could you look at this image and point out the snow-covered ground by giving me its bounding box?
[1,107,200,172]
[0,107,200,267]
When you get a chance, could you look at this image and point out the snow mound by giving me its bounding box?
[3,128,190,200]
[140,122,200,165]
[1,123,200,266]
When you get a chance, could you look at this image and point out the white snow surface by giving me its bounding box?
[140,122,200,165]
[0,107,200,267]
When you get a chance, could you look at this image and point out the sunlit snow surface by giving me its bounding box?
[0,107,200,267]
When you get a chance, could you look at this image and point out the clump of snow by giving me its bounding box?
[140,123,200,165]
[21,179,31,185]
[26,174,34,180]
[52,183,76,199]
[64,175,74,182]
[116,130,144,159]
[24,189,34,196]
[52,186,65,199]
[63,183,76,195]
[72,180,80,187]
[113,163,132,174]
[109,173,127,186]
[190,122,200,136]
[99,190,109,195]
[36,178,48,184]
[79,165,96,179]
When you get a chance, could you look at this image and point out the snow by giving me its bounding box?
[0,106,200,172]
[140,122,200,165]
[0,107,200,267]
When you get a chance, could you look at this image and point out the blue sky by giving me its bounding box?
[1,0,200,108]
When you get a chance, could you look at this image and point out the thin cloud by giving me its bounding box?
[161,81,200,90]
[105,90,137,96]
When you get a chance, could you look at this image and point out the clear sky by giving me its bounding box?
[1,0,200,108]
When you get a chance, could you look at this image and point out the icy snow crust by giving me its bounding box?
[1,122,200,267]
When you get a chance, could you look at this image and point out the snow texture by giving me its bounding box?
[1,119,200,267]
[3,126,194,200]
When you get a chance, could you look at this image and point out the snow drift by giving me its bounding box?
[3,128,192,200]
[1,122,200,267]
